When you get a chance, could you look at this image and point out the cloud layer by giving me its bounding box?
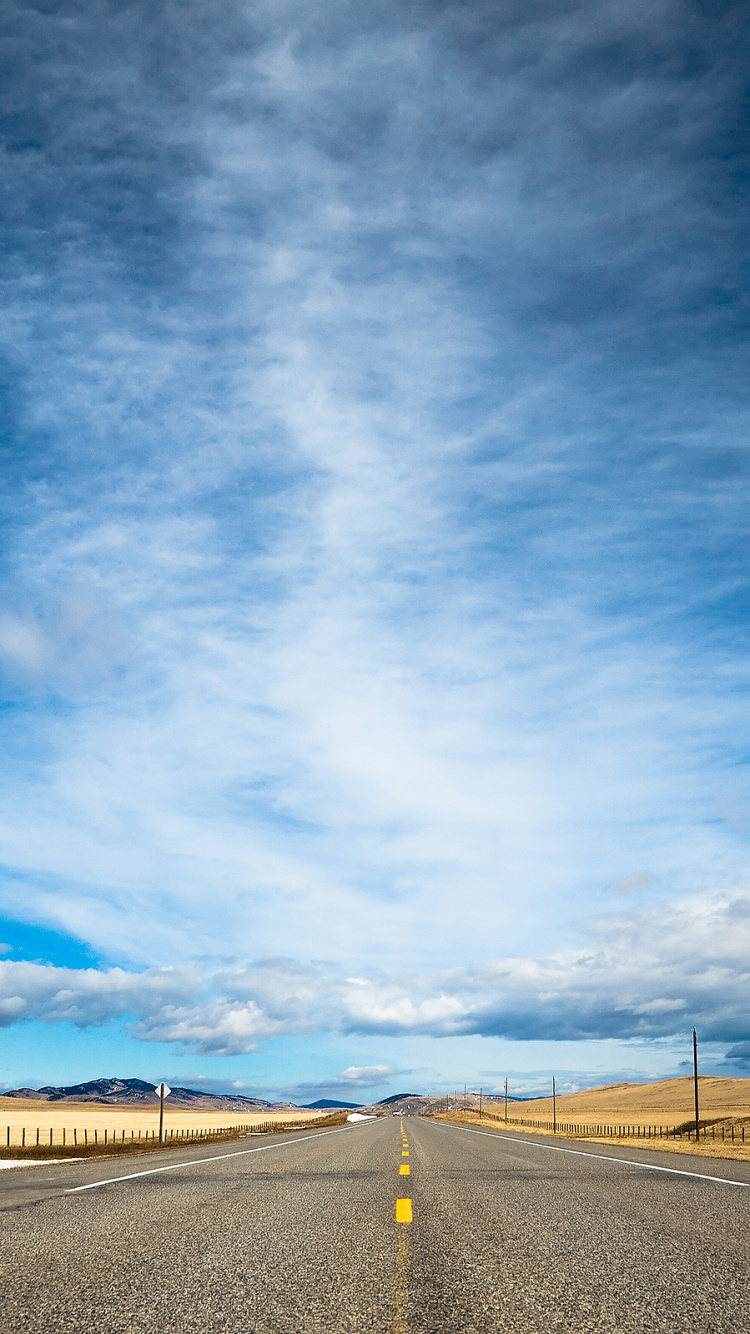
[2,889,748,1055]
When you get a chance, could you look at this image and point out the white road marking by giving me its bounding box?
[0,1158,83,1171]
[66,1125,365,1193]
[444,1124,750,1189]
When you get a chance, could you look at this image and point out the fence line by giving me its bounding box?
[457,1110,747,1143]
[3,1117,318,1151]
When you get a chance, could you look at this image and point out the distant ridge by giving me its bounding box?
[375,1092,422,1105]
[1,1078,299,1112]
[303,1098,363,1109]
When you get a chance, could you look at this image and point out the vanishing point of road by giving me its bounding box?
[2,1115,749,1332]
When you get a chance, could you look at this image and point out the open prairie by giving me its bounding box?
[501,1076,750,1126]
[0,1098,323,1147]
[436,1076,750,1162]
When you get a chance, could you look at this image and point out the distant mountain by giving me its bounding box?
[375,1092,422,1105]
[479,1093,523,1103]
[303,1099,363,1109]
[1,1078,300,1112]
[4,1078,157,1104]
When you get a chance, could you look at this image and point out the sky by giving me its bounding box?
[0,0,749,1104]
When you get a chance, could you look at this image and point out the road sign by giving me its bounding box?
[156,1082,171,1145]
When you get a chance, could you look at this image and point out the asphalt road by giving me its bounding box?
[2,1116,749,1333]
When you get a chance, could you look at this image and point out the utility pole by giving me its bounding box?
[479,1086,483,1119]
[552,1076,557,1133]
[504,1076,508,1123]
[693,1028,700,1137]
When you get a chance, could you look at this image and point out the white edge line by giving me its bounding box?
[65,1125,365,1193]
[442,1123,750,1188]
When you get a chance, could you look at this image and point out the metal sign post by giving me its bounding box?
[155,1082,171,1144]
[552,1075,557,1133]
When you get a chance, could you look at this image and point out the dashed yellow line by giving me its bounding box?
[393,1217,409,1334]
[394,1120,412,1331]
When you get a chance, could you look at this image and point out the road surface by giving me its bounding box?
[1,1116,748,1332]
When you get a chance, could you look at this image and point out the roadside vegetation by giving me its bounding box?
[432,1075,750,1163]
[0,1109,344,1162]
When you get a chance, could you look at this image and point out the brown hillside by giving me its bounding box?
[510,1076,750,1125]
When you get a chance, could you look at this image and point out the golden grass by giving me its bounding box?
[433,1077,750,1163]
[0,1098,323,1148]
[493,1076,750,1125]
[437,1109,750,1163]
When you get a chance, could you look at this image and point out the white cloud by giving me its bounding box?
[334,1065,397,1086]
[0,961,201,1029]
[0,889,748,1055]
[131,1002,283,1057]
[293,1064,400,1093]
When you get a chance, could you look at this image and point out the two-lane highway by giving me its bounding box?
[2,1117,749,1332]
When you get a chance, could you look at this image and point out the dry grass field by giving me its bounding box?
[0,1098,323,1148]
[499,1072,747,1125]
[436,1077,750,1163]
[500,1075,750,1126]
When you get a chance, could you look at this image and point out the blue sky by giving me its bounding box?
[1,0,749,1102]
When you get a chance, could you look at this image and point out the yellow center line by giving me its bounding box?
[395,1122,412,1329]
[393,1222,409,1334]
